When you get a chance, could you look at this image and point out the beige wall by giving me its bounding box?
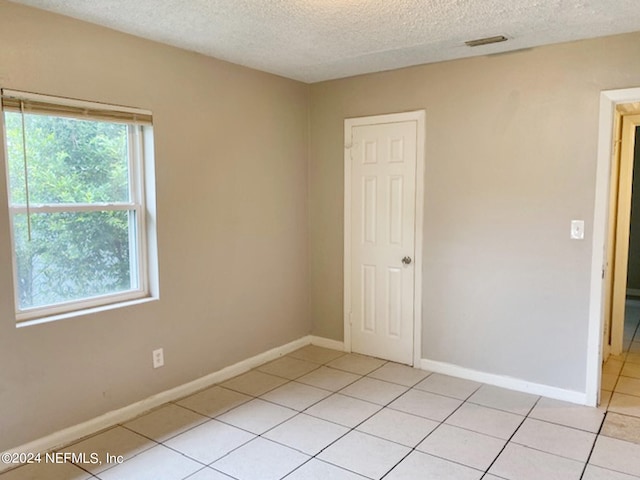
[309,32,640,392]
[0,1,310,450]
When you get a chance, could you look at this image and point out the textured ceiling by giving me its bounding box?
[9,0,640,83]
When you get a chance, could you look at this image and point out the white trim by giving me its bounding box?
[413,111,425,367]
[343,118,353,354]
[16,296,157,328]
[309,335,346,351]
[17,289,150,323]
[588,87,640,407]
[421,358,587,405]
[0,109,19,319]
[142,125,159,299]
[343,110,426,366]
[0,334,322,471]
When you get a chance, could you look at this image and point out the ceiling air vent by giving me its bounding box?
[465,35,508,47]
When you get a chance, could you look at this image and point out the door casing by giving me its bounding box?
[343,110,426,367]
[589,88,640,406]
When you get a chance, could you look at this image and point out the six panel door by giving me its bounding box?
[349,120,417,365]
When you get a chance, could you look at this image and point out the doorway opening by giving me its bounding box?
[600,112,640,409]
[589,89,640,407]
[603,111,640,360]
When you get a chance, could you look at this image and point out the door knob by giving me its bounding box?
[402,256,412,265]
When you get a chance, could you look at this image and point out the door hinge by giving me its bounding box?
[345,133,353,150]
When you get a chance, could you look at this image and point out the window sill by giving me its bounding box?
[16,295,158,328]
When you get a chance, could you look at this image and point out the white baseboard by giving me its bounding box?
[8,336,589,475]
[1,334,331,472]
[420,359,587,405]
[309,335,345,351]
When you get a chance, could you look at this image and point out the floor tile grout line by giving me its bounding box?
[377,447,417,480]
[586,310,640,479]
[422,421,518,443]
[275,393,392,480]
[55,425,154,478]
[335,371,423,408]
[257,386,333,410]
[114,423,163,448]
[324,363,390,377]
[190,355,384,480]
[478,395,542,478]
[171,362,343,480]
[291,457,372,480]
[514,414,603,436]
[505,439,596,467]
[183,465,237,480]
[519,395,603,468]
[160,424,256,469]
[366,363,434,389]
[255,356,325,382]
[410,381,482,403]
[322,378,451,448]
[54,424,161,479]
[378,382,497,479]
[480,472,509,480]
[584,303,640,480]
[173,402,253,421]
[181,361,371,442]
[118,410,212,445]
[606,308,640,417]
[276,371,436,480]
[90,437,213,480]
[117,423,209,463]
[287,346,348,365]
[578,410,608,480]
[278,457,315,480]
[465,397,539,417]
[87,371,539,479]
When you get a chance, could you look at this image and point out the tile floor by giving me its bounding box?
[4,310,640,480]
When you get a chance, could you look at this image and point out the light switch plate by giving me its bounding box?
[571,220,585,240]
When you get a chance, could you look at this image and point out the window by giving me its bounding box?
[1,90,156,322]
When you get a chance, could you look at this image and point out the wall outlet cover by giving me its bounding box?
[152,348,164,368]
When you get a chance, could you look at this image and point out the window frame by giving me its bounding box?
[1,90,155,323]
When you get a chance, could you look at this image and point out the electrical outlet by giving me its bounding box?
[152,348,164,368]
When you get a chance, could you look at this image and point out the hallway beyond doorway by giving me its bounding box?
[601,298,640,444]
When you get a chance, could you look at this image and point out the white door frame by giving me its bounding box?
[343,110,426,367]
[587,88,640,406]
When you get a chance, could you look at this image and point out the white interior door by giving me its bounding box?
[345,113,421,365]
